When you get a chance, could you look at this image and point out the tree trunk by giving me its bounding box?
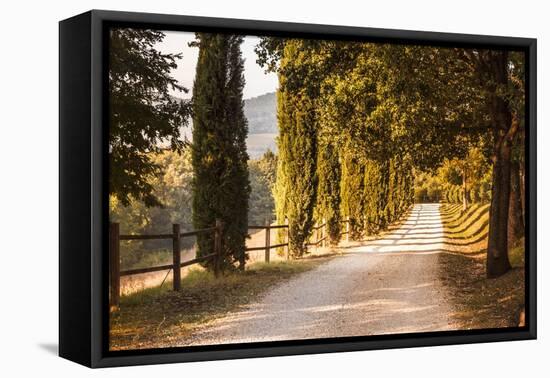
[508,160,524,248]
[486,51,515,278]
[518,140,526,227]
[487,134,513,278]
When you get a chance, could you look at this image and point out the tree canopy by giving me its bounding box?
[109,28,192,207]
[257,37,524,276]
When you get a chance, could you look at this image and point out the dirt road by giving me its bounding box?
[187,203,459,345]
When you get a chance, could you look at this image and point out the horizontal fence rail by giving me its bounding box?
[109,217,351,308]
[109,220,223,307]
[245,221,289,263]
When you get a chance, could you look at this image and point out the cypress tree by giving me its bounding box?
[225,35,251,269]
[388,156,413,222]
[340,150,365,240]
[401,158,415,213]
[191,33,250,271]
[315,139,341,245]
[386,159,399,223]
[274,41,318,257]
[363,159,389,234]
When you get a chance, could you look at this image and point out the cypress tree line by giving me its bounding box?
[274,89,317,256]
[273,40,319,257]
[191,33,250,271]
[315,139,341,245]
[396,158,414,219]
[400,158,415,215]
[363,159,388,234]
[385,157,414,224]
[390,160,400,222]
[342,155,413,240]
[259,38,524,277]
[340,151,365,239]
[378,160,392,230]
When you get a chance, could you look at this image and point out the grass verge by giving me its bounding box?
[110,257,331,351]
[438,204,525,329]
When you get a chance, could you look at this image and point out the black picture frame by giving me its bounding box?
[59,9,537,368]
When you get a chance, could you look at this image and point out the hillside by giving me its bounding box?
[244,92,277,134]
[174,92,278,158]
[244,92,277,157]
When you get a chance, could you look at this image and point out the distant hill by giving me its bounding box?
[244,92,277,134]
[174,92,278,158]
[244,92,277,158]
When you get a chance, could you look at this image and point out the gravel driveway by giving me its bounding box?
[187,203,458,346]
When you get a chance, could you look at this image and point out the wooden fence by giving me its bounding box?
[109,217,351,307]
[245,222,289,263]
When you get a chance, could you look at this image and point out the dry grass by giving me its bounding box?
[110,257,331,351]
[438,204,525,329]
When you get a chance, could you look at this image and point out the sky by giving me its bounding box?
[156,31,279,100]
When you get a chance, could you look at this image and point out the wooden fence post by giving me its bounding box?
[214,219,223,277]
[109,222,120,308]
[172,224,181,291]
[265,219,271,263]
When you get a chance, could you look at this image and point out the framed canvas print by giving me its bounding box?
[59,10,536,368]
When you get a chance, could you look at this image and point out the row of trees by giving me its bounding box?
[259,39,415,257]
[414,146,492,206]
[257,39,525,277]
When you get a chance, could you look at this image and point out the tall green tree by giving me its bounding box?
[191,33,250,271]
[109,28,191,207]
[315,139,341,245]
[340,150,365,239]
[273,40,318,257]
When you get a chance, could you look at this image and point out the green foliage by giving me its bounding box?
[272,40,320,257]
[109,149,194,269]
[255,37,286,73]
[392,157,415,219]
[436,146,492,206]
[255,36,520,270]
[339,151,365,239]
[259,40,421,243]
[191,33,251,270]
[109,28,192,207]
[248,150,277,225]
[317,43,480,171]
[315,140,341,245]
[414,171,443,203]
[363,159,389,233]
